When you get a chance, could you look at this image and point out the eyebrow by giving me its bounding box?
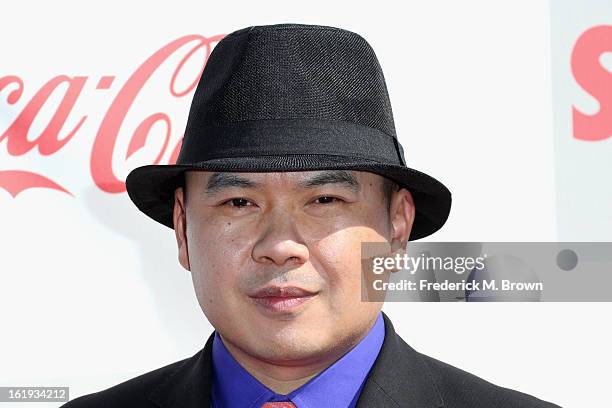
[204,170,361,196]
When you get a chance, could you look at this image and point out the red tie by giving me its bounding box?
[260,402,297,408]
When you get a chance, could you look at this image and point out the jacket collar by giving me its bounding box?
[148,311,443,408]
[355,312,443,408]
[147,334,214,408]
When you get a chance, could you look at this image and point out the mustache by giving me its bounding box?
[240,269,322,293]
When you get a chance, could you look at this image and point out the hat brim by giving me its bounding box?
[125,154,451,241]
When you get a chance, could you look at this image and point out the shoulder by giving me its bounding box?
[416,350,562,408]
[377,312,563,408]
[60,357,189,408]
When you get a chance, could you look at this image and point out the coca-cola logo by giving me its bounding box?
[571,25,612,141]
[0,33,225,197]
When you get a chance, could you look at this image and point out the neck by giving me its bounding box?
[218,321,376,395]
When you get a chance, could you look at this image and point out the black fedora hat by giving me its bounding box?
[125,23,451,241]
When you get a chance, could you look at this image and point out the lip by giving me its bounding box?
[249,286,318,313]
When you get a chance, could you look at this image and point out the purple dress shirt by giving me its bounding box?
[210,311,385,408]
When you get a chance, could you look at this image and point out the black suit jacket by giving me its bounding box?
[62,312,561,407]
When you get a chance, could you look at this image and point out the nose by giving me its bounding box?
[251,210,309,267]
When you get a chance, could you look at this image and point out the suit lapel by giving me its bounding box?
[148,332,215,408]
[356,312,444,408]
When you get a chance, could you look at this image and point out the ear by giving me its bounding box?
[173,186,191,271]
[389,188,416,253]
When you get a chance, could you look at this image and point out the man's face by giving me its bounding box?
[173,170,414,365]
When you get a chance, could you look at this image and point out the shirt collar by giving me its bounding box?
[211,312,385,408]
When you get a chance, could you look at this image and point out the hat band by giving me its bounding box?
[178,119,405,166]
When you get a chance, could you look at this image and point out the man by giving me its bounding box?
[63,23,560,407]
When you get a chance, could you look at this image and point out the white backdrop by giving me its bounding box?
[1,1,610,407]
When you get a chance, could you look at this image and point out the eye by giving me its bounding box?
[223,197,254,208]
[314,196,343,204]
